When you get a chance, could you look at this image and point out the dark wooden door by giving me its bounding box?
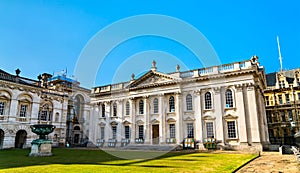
[152,125,159,144]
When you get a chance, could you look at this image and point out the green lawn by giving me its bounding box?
[0,148,257,173]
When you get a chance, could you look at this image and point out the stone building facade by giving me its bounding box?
[264,69,300,145]
[89,56,269,151]
[0,69,90,149]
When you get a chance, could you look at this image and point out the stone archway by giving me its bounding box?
[15,130,27,149]
[0,129,4,149]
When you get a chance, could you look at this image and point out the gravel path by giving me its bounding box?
[236,152,300,173]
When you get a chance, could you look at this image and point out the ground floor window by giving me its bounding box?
[227,121,236,138]
[187,123,194,138]
[138,125,144,139]
[0,102,6,115]
[169,124,175,138]
[206,122,214,138]
[125,126,130,139]
[100,127,105,139]
[112,126,117,139]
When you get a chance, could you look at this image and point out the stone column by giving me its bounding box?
[144,96,150,144]
[158,94,165,144]
[235,85,248,145]
[129,98,136,143]
[214,87,224,145]
[8,97,18,122]
[175,93,183,143]
[194,90,203,143]
[246,85,261,143]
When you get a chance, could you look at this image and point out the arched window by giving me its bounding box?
[153,98,158,113]
[169,96,175,112]
[113,103,117,116]
[139,100,144,114]
[205,92,212,109]
[0,90,11,116]
[125,101,130,115]
[186,94,193,111]
[101,104,105,117]
[225,89,234,108]
[39,103,53,122]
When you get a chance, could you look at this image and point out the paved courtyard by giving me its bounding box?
[237,152,300,173]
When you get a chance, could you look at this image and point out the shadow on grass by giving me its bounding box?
[0,148,194,169]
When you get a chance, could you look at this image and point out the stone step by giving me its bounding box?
[121,144,179,151]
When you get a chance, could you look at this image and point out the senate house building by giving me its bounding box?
[88,56,269,151]
[0,56,270,152]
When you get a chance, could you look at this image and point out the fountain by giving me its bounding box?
[29,124,56,157]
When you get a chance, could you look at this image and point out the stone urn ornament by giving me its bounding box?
[29,124,56,156]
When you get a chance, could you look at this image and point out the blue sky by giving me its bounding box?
[0,1,299,88]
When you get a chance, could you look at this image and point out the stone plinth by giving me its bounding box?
[29,139,53,157]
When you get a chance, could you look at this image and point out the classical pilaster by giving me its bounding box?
[235,84,248,144]
[213,86,224,145]
[194,90,202,142]
[246,84,261,143]
[144,96,150,144]
[175,92,183,143]
[158,94,165,144]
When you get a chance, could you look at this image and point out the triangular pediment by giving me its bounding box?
[224,114,238,119]
[128,70,181,89]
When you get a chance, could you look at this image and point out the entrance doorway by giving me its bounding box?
[152,125,159,144]
[0,129,4,149]
[15,130,27,148]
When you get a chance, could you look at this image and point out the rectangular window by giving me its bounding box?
[169,124,175,138]
[298,93,300,102]
[100,127,105,139]
[19,105,27,117]
[206,122,214,138]
[288,110,293,121]
[285,94,290,104]
[227,121,236,138]
[40,111,48,121]
[0,102,5,115]
[112,126,117,139]
[101,104,105,117]
[125,126,130,139]
[281,111,286,122]
[265,96,269,106]
[187,123,194,138]
[138,125,144,139]
[278,95,283,105]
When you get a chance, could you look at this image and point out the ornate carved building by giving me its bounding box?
[89,56,269,151]
[0,69,90,149]
[264,69,300,145]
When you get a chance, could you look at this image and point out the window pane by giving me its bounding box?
[125,101,130,115]
[19,105,27,117]
[138,125,144,139]
[112,126,117,139]
[206,122,214,138]
[0,102,5,115]
[281,111,286,122]
[205,92,212,109]
[169,96,175,112]
[139,100,144,114]
[187,123,194,138]
[225,89,233,108]
[153,98,158,113]
[101,104,105,117]
[227,121,236,138]
[125,126,130,139]
[100,127,105,139]
[186,94,193,111]
[169,124,175,138]
[113,103,117,116]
